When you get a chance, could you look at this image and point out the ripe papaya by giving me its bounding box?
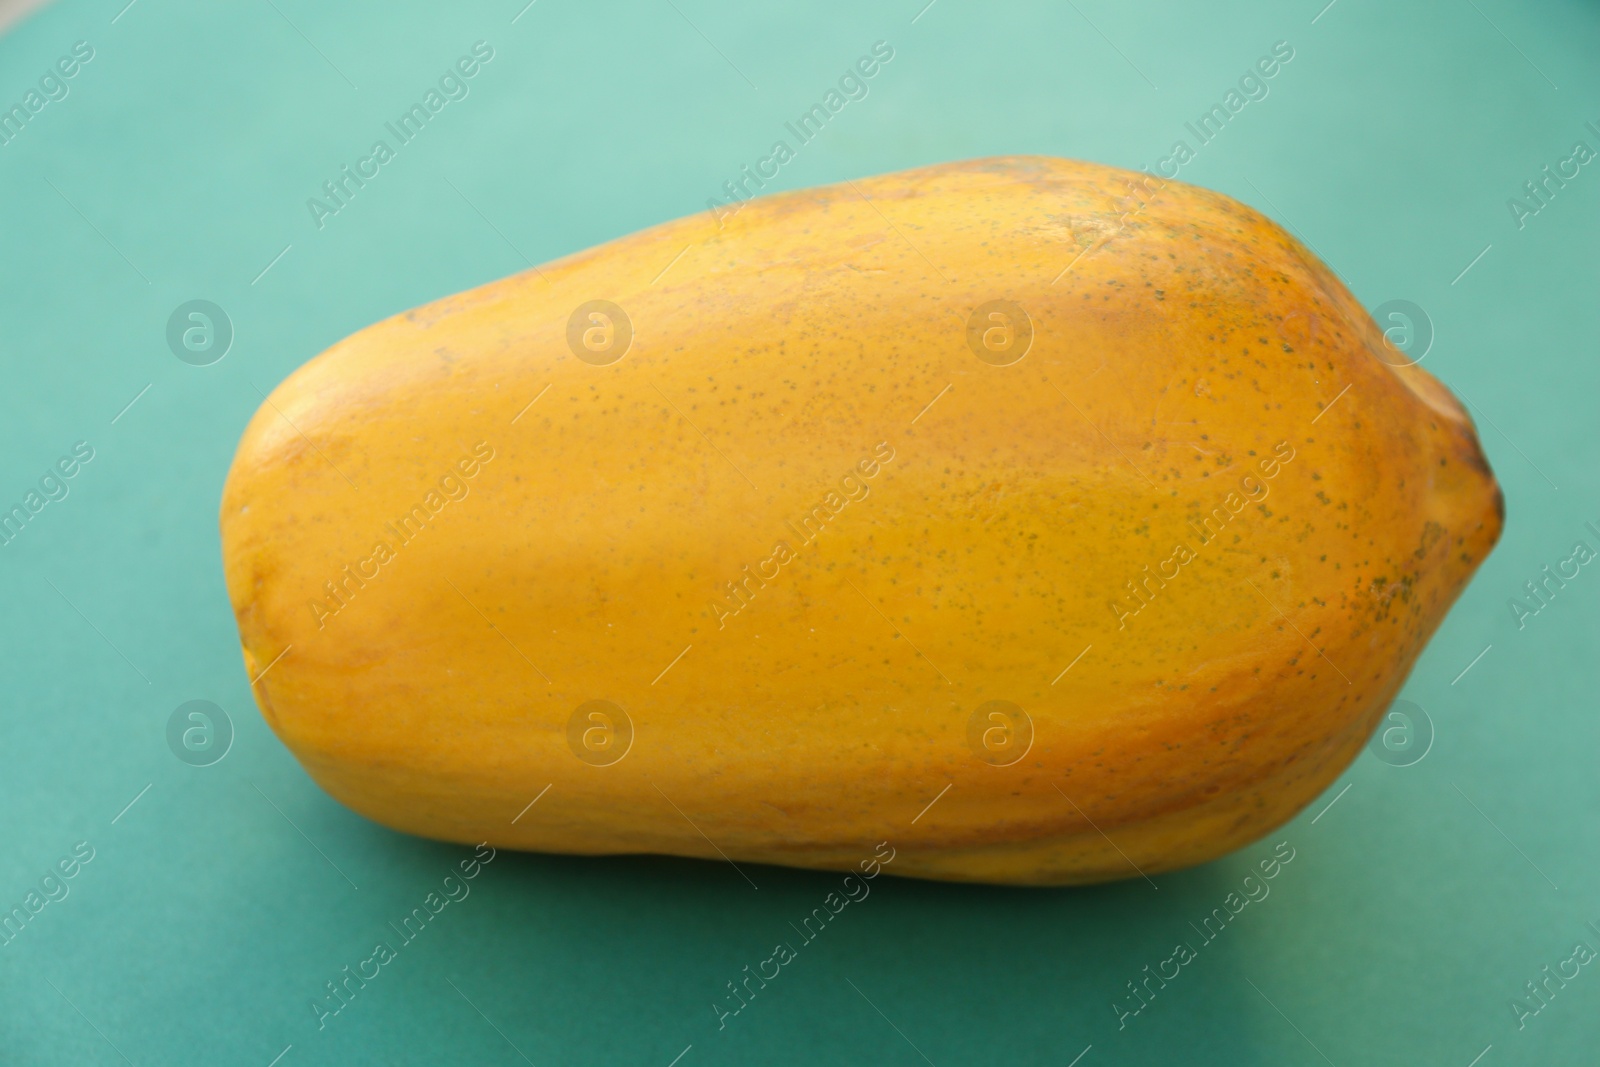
[221,156,1501,885]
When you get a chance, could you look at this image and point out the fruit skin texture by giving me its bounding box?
[220,155,1502,886]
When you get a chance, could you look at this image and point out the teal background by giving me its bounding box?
[1,0,1597,1063]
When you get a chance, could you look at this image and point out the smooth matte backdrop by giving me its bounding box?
[1,0,1596,1064]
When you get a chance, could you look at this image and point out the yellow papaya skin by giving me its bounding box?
[221,156,1501,886]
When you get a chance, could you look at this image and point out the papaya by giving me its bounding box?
[220,156,1502,886]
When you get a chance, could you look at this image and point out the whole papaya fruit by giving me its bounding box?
[221,156,1501,885]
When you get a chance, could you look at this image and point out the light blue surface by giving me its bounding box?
[1,1,1597,1064]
